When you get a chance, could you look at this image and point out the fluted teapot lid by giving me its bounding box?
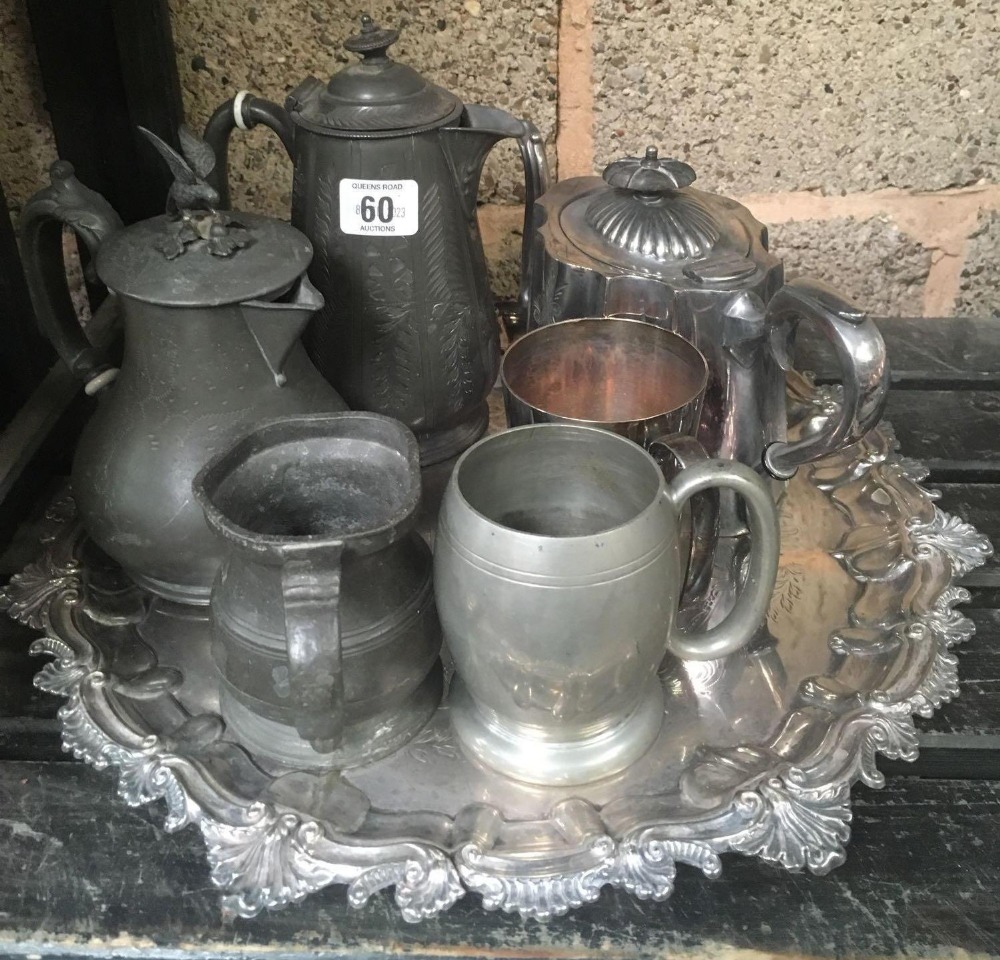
[286,15,464,134]
[96,128,313,307]
[559,147,764,282]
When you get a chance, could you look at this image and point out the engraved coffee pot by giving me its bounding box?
[19,130,345,605]
[204,15,550,463]
[528,146,890,522]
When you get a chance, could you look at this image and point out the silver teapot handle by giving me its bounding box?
[763,277,890,479]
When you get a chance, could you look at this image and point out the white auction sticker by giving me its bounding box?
[339,178,419,236]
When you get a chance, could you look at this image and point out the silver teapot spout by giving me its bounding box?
[242,273,325,387]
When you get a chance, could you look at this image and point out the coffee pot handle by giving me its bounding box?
[202,93,296,209]
[454,105,550,336]
[280,546,345,752]
[661,459,780,661]
[20,161,124,394]
[762,277,890,479]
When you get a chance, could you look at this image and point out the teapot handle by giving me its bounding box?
[280,545,345,752]
[762,277,890,479]
[457,105,550,337]
[662,459,779,661]
[20,161,124,394]
[203,93,296,209]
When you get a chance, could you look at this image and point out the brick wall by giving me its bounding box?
[4,0,998,316]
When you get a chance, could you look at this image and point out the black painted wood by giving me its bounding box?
[797,316,1000,387]
[935,485,1000,599]
[0,182,51,429]
[0,764,996,957]
[25,0,184,226]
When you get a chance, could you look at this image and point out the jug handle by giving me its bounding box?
[762,277,890,479]
[281,545,346,752]
[648,434,718,605]
[20,161,124,394]
[661,459,779,661]
[203,93,296,209]
[456,105,550,336]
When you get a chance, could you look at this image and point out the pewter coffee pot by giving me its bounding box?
[19,131,345,605]
[528,147,889,488]
[204,15,549,463]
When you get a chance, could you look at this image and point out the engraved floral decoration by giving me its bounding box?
[1,399,992,921]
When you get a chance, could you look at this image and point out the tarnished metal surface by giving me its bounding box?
[1,389,991,922]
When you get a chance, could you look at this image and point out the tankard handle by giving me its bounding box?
[203,93,296,209]
[280,545,346,751]
[20,161,124,394]
[451,105,550,337]
[662,459,780,661]
[648,434,718,604]
[762,277,890,479]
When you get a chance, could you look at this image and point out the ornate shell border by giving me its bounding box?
[1,415,992,923]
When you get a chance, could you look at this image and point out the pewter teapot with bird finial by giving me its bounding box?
[19,127,345,604]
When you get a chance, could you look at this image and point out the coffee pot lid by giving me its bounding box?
[96,128,313,307]
[560,146,763,279]
[288,15,464,133]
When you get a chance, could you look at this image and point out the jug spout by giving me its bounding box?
[442,104,548,213]
[242,273,325,386]
[442,104,549,330]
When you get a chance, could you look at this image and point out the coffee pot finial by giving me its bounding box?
[343,13,399,60]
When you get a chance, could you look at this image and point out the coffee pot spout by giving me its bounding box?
[242,273,325,386]
[443,105,549,330]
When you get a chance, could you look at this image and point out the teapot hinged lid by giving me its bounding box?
[559,147,765,281]
[96,211,313,307]
[286,15,463,134]
[95,126,314,307]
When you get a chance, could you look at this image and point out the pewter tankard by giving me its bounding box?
[435,424,779,786]
[204,16,549,464]
[194,412,442,769]
[527,147,889,493]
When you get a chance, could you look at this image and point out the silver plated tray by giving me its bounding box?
[2,390,993,923]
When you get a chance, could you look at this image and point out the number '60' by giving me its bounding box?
[359,195,394,223]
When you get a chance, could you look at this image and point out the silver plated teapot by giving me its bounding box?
[527,147,889,495]
[204,16,549,463]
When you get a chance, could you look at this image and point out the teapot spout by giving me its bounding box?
[242,273,325,386]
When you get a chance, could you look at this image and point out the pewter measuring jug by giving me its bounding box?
[528,147,889,491]
[19,133,345,605]
[204,16,549,463]
[435,424,779,786]
[194,412,442,769]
